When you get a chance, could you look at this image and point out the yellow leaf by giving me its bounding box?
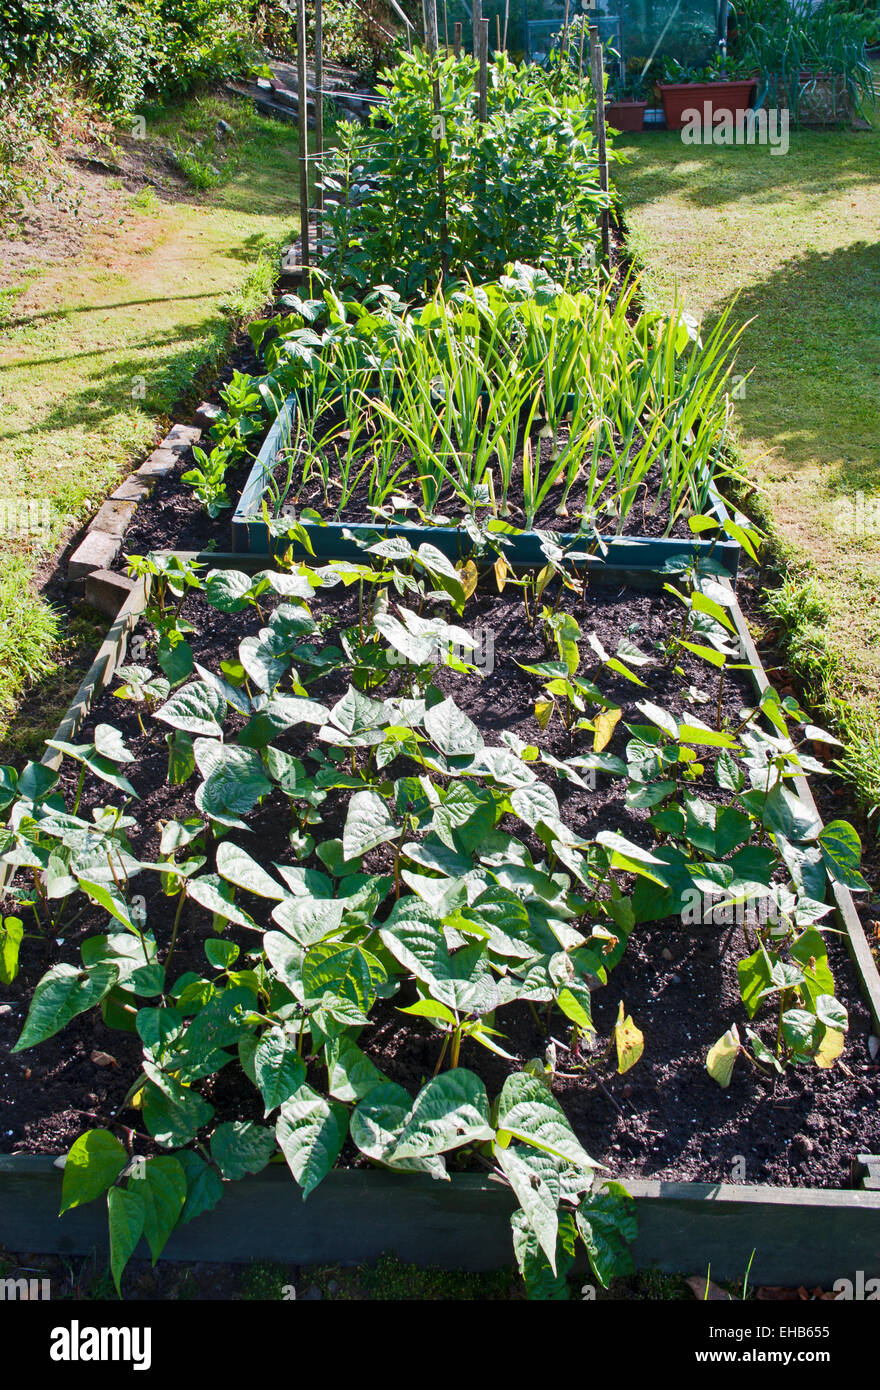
[706,1025,740,1088]
[614,1001,644,1074]
[593,706,622,752]
[535,563,554,599]
[535,699,554,730]
[815,1027,845,1069]
[458,560,478,601]
[494,556,509,593]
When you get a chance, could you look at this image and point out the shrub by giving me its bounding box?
[320,48,609,295]
[0,0,260,213]
[1,0,259,113]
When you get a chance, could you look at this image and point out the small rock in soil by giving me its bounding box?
[686,1275,731,1302]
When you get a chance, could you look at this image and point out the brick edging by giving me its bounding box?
[67,422,203,600]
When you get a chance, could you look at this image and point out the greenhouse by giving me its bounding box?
[442,0,723,65]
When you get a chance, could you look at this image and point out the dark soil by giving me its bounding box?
[2,577,879,1189]
[121,331,264,558]
[272,412,705,539]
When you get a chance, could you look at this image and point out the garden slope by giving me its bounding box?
[0,93,303,754]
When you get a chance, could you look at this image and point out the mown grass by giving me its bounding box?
[0,556,62,717]
[613,104,880,824]
[0,92,304,758]
[0,1242,765,1302]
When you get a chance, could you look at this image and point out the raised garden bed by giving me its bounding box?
[9,21,878,1303]
[2,549,879,1289]
[230,392,742,575]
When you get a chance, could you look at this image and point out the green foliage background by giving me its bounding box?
[0,0,259,112]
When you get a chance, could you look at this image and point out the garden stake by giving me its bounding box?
[315,0,324,249]
[423,0,449,280]
[589,26,610,264]
[454,20,461,56]
[296,0,310,270]
[478,18,489,122]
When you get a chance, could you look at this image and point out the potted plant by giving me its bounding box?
[656,54,758,131]
[605,62,652,132]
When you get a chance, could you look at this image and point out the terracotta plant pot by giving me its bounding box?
[658,79,757,131]
[605,100,648,132]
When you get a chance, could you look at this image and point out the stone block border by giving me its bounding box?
[66,424,202,591]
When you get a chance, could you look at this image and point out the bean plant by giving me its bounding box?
[4,542,867,1296]
[318,47,610,295]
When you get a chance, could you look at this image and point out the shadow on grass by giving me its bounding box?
[615,128,880,213]
[1,291,220,332]
[687,240,880,493]
[220,229,294,266]
[0,312,235,446]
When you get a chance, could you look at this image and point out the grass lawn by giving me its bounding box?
[613,102,880,816]
[0,93,304,757]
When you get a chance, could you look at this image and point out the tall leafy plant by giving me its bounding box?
[319,47,610,295]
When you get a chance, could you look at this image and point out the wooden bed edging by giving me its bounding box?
[1,1157,878,1284]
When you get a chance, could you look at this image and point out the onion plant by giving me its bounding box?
[238,267,745,540]
[642,302,747,532]
[263,399,332,517]
[365,402,411,513]
[371,301,542,517]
